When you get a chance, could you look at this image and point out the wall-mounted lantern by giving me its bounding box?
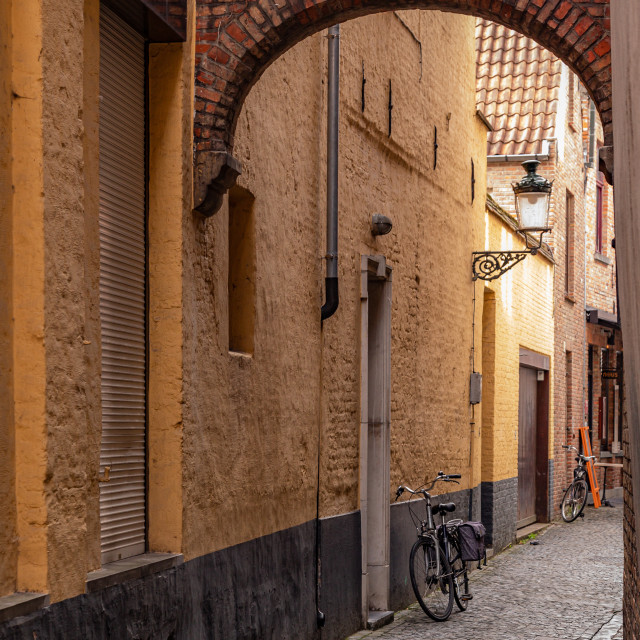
[472,160,553,281]
[371,213,393,236]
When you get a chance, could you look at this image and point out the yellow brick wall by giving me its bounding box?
[479,206,555,483]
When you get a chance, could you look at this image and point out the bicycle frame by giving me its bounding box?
[563,444,595,485]
[412,492,443,578]
[561,444,596,522]
[397,473,461,583]
[397,472,470,621]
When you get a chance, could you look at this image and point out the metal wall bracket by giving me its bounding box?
[472,250,529,281]
[433,125,438,169]
[194,152,242,217]
[472,230,548,281]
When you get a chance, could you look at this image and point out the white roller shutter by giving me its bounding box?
[99,5,147,564]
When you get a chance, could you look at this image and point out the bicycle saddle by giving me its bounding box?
[435,502,456,514]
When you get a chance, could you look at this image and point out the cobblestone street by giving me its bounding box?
[347,500,623,640]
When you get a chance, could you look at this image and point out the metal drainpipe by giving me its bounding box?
[589,100,596,166]
[321,24,340,322]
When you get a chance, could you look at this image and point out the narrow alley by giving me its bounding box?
[347,501,623,640]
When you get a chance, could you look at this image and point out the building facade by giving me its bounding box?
[3,1,638,639]
[0,2,497,637]
[476,20,623,527]
[478,196,554,550]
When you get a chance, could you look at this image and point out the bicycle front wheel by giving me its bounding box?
[561,479,588,522]
[409,537,454,621]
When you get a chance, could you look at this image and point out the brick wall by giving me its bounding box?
[583,89,617,314]
[580,84,623,489]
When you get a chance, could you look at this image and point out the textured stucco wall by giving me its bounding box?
[205,8,487,546]
[1,0,487,613]
[42,0,99,602]
[0,0,16,598]
[81,0,102,576]
[1,0,196,601]
[12,0,48,594]
[323,11,486,513]
[479,206,554,485]
[182,30,324,559]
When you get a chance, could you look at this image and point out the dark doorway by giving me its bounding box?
[518,366,538,528]
[517,349,550,529]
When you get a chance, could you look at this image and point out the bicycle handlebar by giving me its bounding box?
[395,472,462,500]
[562,445,596,462]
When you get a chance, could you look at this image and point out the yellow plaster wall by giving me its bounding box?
[1,0,488,603]
[147,8,195,550]
[1,0,194,600]
[479,207,555,483]
[11,0,48,594]
[181,32,325,559]
[0,0,16,598]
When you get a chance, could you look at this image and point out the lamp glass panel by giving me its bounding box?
[517,192,548,230]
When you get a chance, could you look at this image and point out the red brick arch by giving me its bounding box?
[194,0,611,212]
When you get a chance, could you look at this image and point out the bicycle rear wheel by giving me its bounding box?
[449,536,470,611]
[561,479,588,522]
[409,537,454,621]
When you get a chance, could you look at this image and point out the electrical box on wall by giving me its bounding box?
[469,372,482,405]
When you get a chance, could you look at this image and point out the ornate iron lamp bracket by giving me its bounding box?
[472,230,549,281]
[472,250,529,281]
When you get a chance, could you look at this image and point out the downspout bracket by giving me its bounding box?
[194,151,242,217]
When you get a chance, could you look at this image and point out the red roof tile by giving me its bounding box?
[476,19,562,157]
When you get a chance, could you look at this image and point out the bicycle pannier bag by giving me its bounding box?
[458,521,486,565]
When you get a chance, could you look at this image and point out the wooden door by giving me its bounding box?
[518,367,538,528]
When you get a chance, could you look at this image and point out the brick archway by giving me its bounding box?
[194,0,611,212]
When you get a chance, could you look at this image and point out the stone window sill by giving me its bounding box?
[0,592,49,624]
[86,552,183,594]
[229,350,253,360]
[594,252,612,265]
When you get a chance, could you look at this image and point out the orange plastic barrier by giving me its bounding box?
[579,426,601,509]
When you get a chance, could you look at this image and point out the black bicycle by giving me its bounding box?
[395,472,471,622]
[560,444,596,522]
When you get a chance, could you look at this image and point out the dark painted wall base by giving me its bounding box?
[481,476,518,551]
[318,511,362,640]
[1,522,319,640]
[2,486,493,640]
